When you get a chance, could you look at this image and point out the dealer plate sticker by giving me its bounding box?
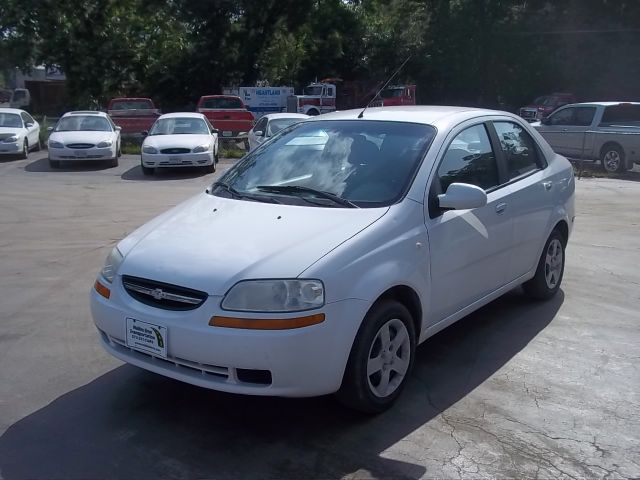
[126,318,167,358]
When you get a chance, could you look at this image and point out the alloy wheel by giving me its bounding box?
[367,318,411,398]
[545,238,563,289]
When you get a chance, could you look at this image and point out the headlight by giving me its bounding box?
[142,145,158,154]
[48,140,64,148]
[97,139,113,148]
[192,144,211,153]
[100,247,124,283]
[222,279,324,312]
[2,135,18,143]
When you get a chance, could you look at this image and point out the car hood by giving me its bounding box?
[117,193,388,295]
[50,131,115,145]
[0,127,24,137]
[144,134,214,150]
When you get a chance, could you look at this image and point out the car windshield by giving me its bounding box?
[213,120,435,208]
[56,115,111,132]
[110,100,153,110]
[0,113,22,128]
[380,88,404,99]
[533,96,555,106]
[303,86,323,96]
[149,118,209,135]
[201,97,243,109]
[267,118,304,136]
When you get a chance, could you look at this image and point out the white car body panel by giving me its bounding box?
[0,108,40,155]
[141,113,218,168]
[91,106,575,397]
[48,129,119,161]
[247,113,309,151]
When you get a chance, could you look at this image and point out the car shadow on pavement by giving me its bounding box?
[121,164,211,181]
[0,289,563,479]
[24,157,115,173]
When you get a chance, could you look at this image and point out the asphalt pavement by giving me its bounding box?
[0,152,638,479]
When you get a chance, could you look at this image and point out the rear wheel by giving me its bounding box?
[337,300,415,413]
[523,229,565,300]
[141,163,154,176]
[601,144,625,173]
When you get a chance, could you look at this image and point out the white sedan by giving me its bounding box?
[141,113,219,175]
[47,111,121,168]
[0,108,40,158]
[91,106,575,413]
[247,113,309,151]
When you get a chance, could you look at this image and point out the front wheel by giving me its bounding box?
[523,229,565,300]
[20,140,28,159]
[205,161,216,173]
[109,156,118,168]
[336,300,416,413]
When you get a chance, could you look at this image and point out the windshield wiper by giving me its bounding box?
[210,182,281,204]
[256,185,358,208]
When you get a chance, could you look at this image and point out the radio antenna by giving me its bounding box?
[358,54,412,119]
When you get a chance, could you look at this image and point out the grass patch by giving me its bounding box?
[121,138,142,155]
[220,147,245,159]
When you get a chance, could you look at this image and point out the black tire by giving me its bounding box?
[49,158,60,169]
[117,142,122,157]
[243,139,250,151]
[601,144,625,173]
[523,229,565,300]
[141,164,154,176]
[215,150,220,164]
[205,161,216,173]
[109,156,119,168]
[20,140,28,159]
[336,300,416,414]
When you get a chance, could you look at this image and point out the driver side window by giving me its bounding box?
[437,124,499,192]
[549,108,575,126]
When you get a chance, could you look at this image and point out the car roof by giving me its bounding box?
[563,101,640,108]
[63,110,108,117]
[308,106,508,126]
[199,95,242,100]
[157,112,207,120]
[262,113,309,120]
[0,108,26,115]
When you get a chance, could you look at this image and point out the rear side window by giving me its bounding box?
[437,124,499,191]
[493,122,543,180]
[600,104,640,126]
[574,107,596,126]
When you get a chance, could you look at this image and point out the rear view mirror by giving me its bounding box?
[438,183,487,210]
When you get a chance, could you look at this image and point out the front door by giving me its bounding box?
[425,122,513,322]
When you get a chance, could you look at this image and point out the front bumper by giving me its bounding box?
[0,142,21,154]
[48,146,115,161]
[90,277,368,397]
[142,151,214,168]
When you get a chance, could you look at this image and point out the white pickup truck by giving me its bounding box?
[534,102,640,173]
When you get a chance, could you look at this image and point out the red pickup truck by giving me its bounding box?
[107,98,161,136]
[196,95,254,146]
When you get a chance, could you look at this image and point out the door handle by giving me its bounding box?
[495,202,507,214]
[543,181,553,191]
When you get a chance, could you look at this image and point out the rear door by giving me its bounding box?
[425,121,513,322]
[489,120,555,281]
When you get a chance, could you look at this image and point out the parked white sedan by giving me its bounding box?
[91,106,575,413]
[47,111,121,168]
[247,113,309,151]
[141,113,219,175]
[0,108,40,158]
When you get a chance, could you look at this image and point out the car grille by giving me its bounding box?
[160,148,191,154]
[122,275,207,311]
[66,143,95,149]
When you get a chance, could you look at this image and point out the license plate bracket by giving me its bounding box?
[126,318,168,358]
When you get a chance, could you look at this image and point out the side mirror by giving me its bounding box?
[141,130,148,137]
[254,130,264,137]
[438,183,487,210]
[541,117,551,125]
[211,128,219,134]
[25,122,34,128]
[47,126,54,132]
[115,126,122,131]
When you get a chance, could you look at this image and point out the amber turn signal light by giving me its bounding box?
[94,280,111,299]
[210,313,325,330]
